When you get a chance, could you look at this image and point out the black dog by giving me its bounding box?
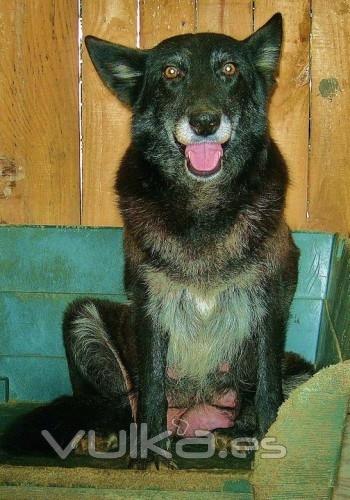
[3,13,313,468]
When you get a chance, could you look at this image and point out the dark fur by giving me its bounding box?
[2,14,314,467]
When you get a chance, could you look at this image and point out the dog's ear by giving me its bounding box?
[85,36,147,106]
[245,13,283,84]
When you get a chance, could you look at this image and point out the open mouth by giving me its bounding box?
[176,140,228,178]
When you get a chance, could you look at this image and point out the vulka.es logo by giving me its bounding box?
[41,424,287,460]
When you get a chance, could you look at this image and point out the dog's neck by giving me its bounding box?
[118,140,286,246]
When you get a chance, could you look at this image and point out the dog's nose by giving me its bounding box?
[189,111,221,136]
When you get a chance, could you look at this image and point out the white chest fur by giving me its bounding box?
[191,292,216,316]
[145,269,265,381]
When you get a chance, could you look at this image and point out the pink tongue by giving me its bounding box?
[185,142,223,172]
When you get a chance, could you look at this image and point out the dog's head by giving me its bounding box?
[85,14,282,183]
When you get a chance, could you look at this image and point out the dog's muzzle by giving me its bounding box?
[175,114,232,177]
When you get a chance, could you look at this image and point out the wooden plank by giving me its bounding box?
[140,0,196,48]
[0,226,125,294]
[254,1,311,231]
[316,303,343,369]
[308,0,350,235]
[197,0,253,39]
[0,291,123,358]
[0,465,249,493]
[0,226,334,298]
[324,237,350,361]
[0,290,123,402]
[0,486,252,500]
[287,298,323,364]
[0,355,71,402]
[0,292,323,399]
[292,232,334,299]
[0,0,80,225]
[82,1,137,227]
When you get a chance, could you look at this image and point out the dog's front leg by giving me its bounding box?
[129,292,173,470]
[255,309,284,439]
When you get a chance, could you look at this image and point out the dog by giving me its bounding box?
[2,13,313,469]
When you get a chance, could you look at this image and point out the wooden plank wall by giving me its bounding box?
[0,0,349,235]
[82,0,137,227]
[0,0,80,225]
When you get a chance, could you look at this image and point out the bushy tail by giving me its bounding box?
[1,395,131,456]
[282,351,314,399]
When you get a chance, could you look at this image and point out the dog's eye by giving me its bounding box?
[222,62,236,77]
[163,66,182,80]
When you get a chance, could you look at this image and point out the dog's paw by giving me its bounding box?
[213,426,259,455]
[212,430,234,452]
[73,432,118,456]
[128,455,177,471]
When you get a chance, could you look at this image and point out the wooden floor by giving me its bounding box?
[334,405,350,499]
